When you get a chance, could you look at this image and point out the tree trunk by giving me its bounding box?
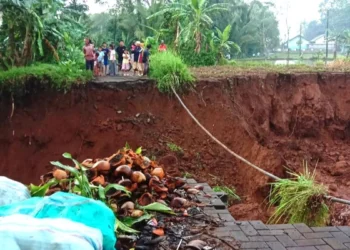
[22,25,33,66]
[8,25,16,63]
[195,31,201,53]
[44,38,60,62]
[174,21,180,49]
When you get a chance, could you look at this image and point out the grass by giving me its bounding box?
[0,63,92,93]
[269,162,329,226]
[149,51,194,93]
[167,142,183,153]
[213,185,240,205]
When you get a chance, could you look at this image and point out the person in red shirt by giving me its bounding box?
[158,40,167,52]
[83,38,94,71]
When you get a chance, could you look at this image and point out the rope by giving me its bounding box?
[171,86,350,206]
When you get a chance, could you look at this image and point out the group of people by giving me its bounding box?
[83,38,167,77]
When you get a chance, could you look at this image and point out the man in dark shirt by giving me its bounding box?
[116,41,126,71]
[102,42,109,75]
[143,45,151,75]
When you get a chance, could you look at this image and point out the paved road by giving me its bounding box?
[92,76,148,83]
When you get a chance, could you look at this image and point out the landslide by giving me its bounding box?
[1,72,350,223]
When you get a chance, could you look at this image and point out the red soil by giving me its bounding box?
[1,73,350,224]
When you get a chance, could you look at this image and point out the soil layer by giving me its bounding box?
[1,73,350,224]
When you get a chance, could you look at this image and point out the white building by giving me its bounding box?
[309,35,336,51]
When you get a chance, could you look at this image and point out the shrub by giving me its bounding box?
[180,50,217,66]
[0,63,92,93]
[149,51,194,92]
[269,162,329,226]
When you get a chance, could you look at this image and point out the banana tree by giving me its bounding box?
[214,24,240,59]
[148,0,229,53]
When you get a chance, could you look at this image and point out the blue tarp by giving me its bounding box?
[0,192,116,250]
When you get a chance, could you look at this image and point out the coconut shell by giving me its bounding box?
[131,171,146,183]
[53,169,68,180]
[114,165,132,177]
[92,161,111,173]
[131,209,144,218]
[152,228,164,236]
[151,168,165,180]
[138,193,153,206]
[91,175,105,186]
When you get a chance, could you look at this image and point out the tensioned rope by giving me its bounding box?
[171,86,350,206]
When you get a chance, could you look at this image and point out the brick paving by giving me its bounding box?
[186,178,350,250]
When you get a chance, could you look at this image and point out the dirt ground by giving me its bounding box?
[1,72,350,224]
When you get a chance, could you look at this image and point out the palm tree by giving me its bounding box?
[148,0,229,53]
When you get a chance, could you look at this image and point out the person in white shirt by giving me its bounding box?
[109,44,117,76]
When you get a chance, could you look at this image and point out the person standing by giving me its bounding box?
[102,42,109,75]
[143,44,151,76]
[116,41,126,72]
[97,47,105,76]
[109,44,117,76]
[158,40,167,52]
[83,38,94,71]
[131,41,143,76]
[121,50,130,76]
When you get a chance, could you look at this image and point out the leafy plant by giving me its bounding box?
[269,162,329,226]
[139,202,175,215]
[213,185,240,204]
[121,214,154,227]
[115,218,139,234]
[167,142,183,153]
[29,179,58,197]
[149,51,194,92]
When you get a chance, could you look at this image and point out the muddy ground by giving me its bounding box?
[1,73,350,224]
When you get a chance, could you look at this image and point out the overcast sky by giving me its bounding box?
[85,0,323,40]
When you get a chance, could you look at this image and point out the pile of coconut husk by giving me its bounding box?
[43,148,202,208]
[32,147,240,250]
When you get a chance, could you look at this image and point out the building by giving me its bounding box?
[309,35,336,51]
[282,35,310,51]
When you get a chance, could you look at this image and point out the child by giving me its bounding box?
[94,52,100,77]
[97,47,105,76]
[109,44,117,76]
[122,50,130,76]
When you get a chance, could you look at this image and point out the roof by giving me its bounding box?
[310,34,325,42]
[282,35,310,45]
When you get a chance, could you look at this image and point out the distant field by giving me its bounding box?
[191,60,350,79]
[239,52,336,60]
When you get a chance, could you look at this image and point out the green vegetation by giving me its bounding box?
[0,0,88,68]
[269,163,329,226]
[150,52,194,92]
[0,64,92,93]
[213,185,240,205]
[167,142,184,153]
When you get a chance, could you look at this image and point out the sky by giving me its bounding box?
[85,0,323,41]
